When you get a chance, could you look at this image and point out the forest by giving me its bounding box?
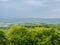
[0,24,60,45]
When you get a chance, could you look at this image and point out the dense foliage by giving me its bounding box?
[0,24,60,45]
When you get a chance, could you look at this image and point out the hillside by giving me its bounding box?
[0,18,60,24]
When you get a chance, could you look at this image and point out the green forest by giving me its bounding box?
[0,24,60,45]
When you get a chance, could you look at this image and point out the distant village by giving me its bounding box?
[0,23,15,29]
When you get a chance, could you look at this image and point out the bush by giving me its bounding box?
[23,28,55,45]
[0,31,7,45]
[0,25,60,45]
[6,26,27,45]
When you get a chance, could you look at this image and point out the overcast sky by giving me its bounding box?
[0,0,60,18]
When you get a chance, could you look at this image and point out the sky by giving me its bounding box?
[0,0,60,18]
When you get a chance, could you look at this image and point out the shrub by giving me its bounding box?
[5,25,60,45]
[6,26,27,45]
[0,31,7,45]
